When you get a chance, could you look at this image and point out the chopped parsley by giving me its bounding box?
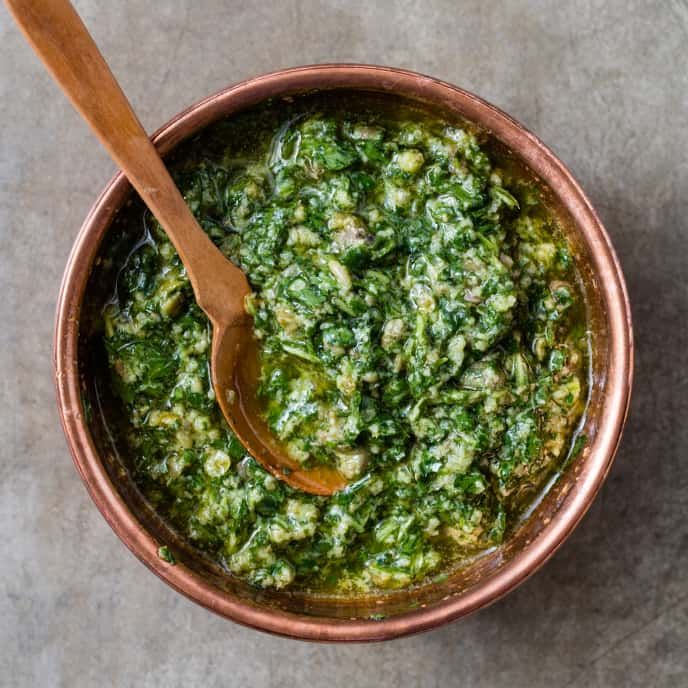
[103,94,588,593]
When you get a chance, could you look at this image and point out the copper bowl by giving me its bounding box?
[54,65,633,641]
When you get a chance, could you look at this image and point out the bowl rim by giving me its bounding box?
[54,63,633,641]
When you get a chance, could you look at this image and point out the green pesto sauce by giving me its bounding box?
[103,94,589,593]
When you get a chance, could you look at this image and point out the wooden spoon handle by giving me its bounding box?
[5,0,236,316]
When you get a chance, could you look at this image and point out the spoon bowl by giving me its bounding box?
[210,304,348,495]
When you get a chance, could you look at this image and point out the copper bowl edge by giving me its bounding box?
[54,64,634,641]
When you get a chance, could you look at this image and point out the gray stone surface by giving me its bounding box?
[1,0,686,685]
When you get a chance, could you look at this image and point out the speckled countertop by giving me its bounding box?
[1,1,686,686]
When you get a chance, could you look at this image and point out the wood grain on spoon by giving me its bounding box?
[6,0,347,495]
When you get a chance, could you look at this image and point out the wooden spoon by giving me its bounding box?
[7,0,346,495]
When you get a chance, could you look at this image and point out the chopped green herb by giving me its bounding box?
[103,94,588,594]
[158,546,176,565]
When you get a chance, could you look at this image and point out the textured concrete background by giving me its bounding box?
[1,1,686,686]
